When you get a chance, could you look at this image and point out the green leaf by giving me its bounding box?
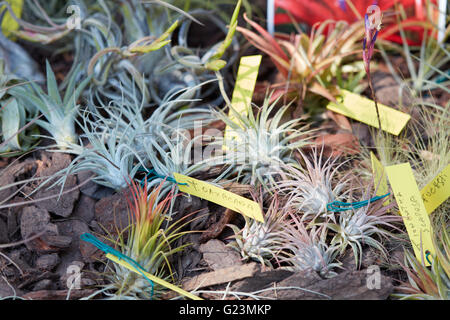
[63,63,83,106]
[45,60,62,105]
[205,59,227,71]
[64,74,91,113]
[129,20,179,54]
[1,98,21,151]
[206,0,241,70]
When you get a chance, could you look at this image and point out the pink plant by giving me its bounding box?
[276,148,351,222]
[279,213,342,278]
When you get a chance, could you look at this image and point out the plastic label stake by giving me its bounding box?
[1,0,23,37]
[385,163,435,266]
[327,89,410,136]
[174,173,264,222]
[421,164,450,215]
[223,55,262,150]
[107,254,202,300]
[370,152,389,205]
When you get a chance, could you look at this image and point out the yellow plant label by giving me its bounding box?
[385,163,435,266]
[107,254,202,300]
[223,55,262,148]
[370,152,389,198]
[370,152,389,206]
[327,89,411,136]
[1,0,23,37]
[420,164,450,215]
[173,173,264,222]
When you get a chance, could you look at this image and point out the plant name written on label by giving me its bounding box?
[385,163,435,265]
[420,164,450,215]
[173,173,264,222]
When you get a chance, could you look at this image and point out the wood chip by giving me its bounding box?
[314,133,360,158]
[199,208,236,243]
[222,182,252,196]
[182,262,260,291]
[22,289,95,300]
[326,110,353,132]
[199,239,243,271]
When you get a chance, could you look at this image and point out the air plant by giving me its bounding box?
[155,1,241,107]
[8,61,90,149]
[208,94,314,191]
[279,213,341,278]
[237,14,362,109]
[0,61,39,153]
[327,191,401,267]
[91,79,213,157]
[276,148,351,222]
[405,105,449,190]
[402,104,450,229]
[168,0,241,72]
[142,123,205,199]
[228,193,287,268]
[97,180,193,300]
[83,16,179,104]
[0,0,74,44]
[83,82,213,195]
[393,226,449,300]
[52,106,146,191]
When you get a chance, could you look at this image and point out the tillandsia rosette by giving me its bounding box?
[53,107,146,191]
[403,104,450,194]
[405,106,450,230]
[8,61,90,150]
[279,213,341,278]
[148,0,242,107]
[98,180,192,300]
[142,126,206,199]
[51,80,213,193]
[237,14,362,106]
[393,226,450,300]
[228,194,288,268]
[67,0,241,108]
[276,149,351,222]
[91,82,214,158]
[207,94,314,191]
[0,60,40,153]
[327,192,402,267]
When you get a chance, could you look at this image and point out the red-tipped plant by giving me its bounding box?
[237,14,362,105]
[100,179,194,299]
